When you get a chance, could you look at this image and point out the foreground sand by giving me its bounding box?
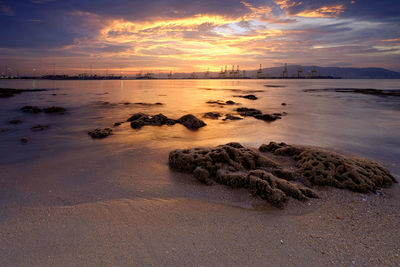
[0,171,399,266]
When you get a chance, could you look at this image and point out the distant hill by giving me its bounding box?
[250,65,400,79]
[164,65,400,79]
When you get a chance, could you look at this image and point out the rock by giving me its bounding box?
[169,143,316,208]
[0,129,9,133]
[304,88,400,97]
[21,106,42,114]
[243,94,258,100]
[203,112,222,119]
[43,106,66,114]
[281,103,287,106]
[9,119,22,124]
[113,122,122,127]
[254,113,281,122]
[236,108,262,117]
[178,114,206,130]
[225,100,235,105]
[169,142,396,208]
[223,114,243,121]
[260,142,397,193]
[206,100,226,106]
[0,88,46,98]
[31,125,49,132]
[235,95,258,100]
[133,102,164,106]
[88,128,113,139]
[237,108,282,122]
[128,113,176,129]
[20,137,29,143]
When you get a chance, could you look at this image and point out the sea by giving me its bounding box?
[0,79,399,207]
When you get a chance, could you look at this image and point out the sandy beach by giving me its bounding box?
[0,79,399,266]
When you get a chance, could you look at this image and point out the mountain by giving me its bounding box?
[161,65,400,79]
[251,65,400,79]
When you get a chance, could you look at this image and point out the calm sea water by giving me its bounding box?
[0,79,399,206]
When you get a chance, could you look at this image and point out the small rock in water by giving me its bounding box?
[88,128,113,139]
[20,137,30,143]
[225,100,235,105]
[9,119,22,124]
[113,122,122,127]
[0,129,9,133]
[43,106,66,114]
[128,113,176,129]
[223,114,243,121]
[21,106,42,114]
[235,95,258,100]
[203,112,221,119]
[31,125,49,132]
[178,114,206,130]
[281,103,287,106]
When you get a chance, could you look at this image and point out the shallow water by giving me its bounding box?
[0,79,399,207]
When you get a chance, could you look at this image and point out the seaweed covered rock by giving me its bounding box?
[169,143,317,208]
[177,114,206,130]
[128,113,176,129]
[169,142,396,208]
[88,128,113,139]
[260,142,397,193]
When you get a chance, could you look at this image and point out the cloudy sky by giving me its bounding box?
[0,0,399,75]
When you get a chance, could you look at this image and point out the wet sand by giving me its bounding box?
[0,146,399,266]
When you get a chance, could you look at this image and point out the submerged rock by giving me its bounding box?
[88,128,113,139]
[31,125,49,132]
[128,113,176,129]
[43,106,66,114]
[235,94,258,100]
[237,107,282,122]
[0,88,46,98]
[203,112,222,119]
[20,137,29,143]
[178,114,206,130]
[254,113,281,122]
[304,88,400,97]
[223,114,243,121]
[9,119,22,124]
[236,107,262,117]
[0,129,9,133]
[169,142,396,208]
[206,100,226,106]
[21,106,42,114]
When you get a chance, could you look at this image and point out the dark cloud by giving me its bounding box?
[278,0,400,20]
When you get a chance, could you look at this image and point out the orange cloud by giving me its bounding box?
[295,5,345,18]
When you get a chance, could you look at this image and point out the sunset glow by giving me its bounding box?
[0,0,399,74]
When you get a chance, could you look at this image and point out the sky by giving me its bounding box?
[0,0,399,75]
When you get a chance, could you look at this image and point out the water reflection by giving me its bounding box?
[0,79,399,176]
